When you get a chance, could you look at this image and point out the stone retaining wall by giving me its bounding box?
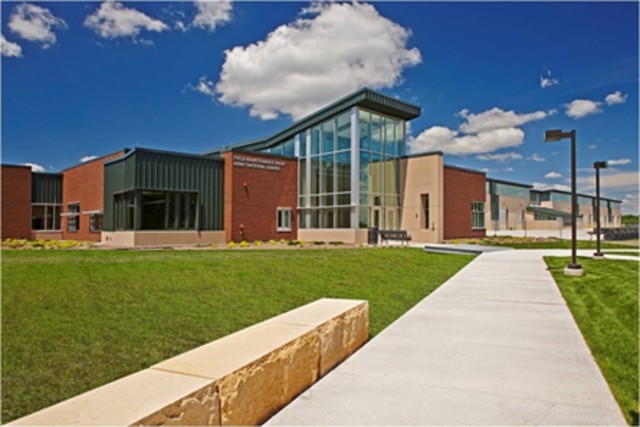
[10,298,368,426]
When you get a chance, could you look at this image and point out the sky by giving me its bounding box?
[1,1,638,213]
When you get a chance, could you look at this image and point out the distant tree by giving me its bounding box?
[621,215,639,225]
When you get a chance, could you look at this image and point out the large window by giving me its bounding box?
[297,107,405,230]
[301,111,352,229]
[471,202,485,229]
[277,208,292,232]
[67,203,80,232]
[113,191,198,230]
[32,204,61,230]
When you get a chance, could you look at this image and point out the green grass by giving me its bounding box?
[454,236,638,249]
[1,248,472,423]
[544,256,639,425]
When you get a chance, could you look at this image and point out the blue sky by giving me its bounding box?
[2,1,638,212]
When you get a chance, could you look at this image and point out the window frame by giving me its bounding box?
[276,207,293,232]
[471,201,486,230]
[66,203,80,232]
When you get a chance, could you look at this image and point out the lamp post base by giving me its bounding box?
[593,252,605,259]
[564,264,584,277]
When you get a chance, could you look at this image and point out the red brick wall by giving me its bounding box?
[62,151,125,241]
[223,151,298,242]
[1,165,32,239]
[443,166,487,240]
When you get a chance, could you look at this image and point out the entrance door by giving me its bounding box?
[372,208,382,229]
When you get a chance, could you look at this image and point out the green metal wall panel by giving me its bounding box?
[103,149,224,231]
[31,173,62,204]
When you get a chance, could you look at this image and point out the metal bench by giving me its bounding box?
[378,229,412,246]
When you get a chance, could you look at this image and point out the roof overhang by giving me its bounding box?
[526,206,572,219]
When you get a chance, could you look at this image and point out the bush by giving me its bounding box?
[254,240,263,246]
[313,241,325,245]
[227,241,236,248]
[328,241,344,246]
[239,241,250,248]
[268,239,277,246]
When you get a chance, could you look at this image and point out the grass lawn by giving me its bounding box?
[1,248,472,422]
[452,236,638,250]
[545,256,639,425]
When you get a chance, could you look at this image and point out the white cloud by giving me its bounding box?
[84,1,168,39]
[545,171,562,179]
[605,90,627,106]
[409,126,524,156]
[214,2,421,120]
[476,152,523,162]
[539,69,559,88]
[8,3,67,48]
[529,153,545,162]
[80,155,98,163]
[1,34,22,57]
[504,167,514,172]
[588,144,597,150]
[577,171,639,192]
[189,76,216,96]
[532,182,571,192]
[607,158,631,166]
[565,99,602,119]
[23,162,45,172]
[193,0,232,31]
[459,108,553,134]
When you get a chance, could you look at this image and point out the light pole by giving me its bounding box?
[544,129,583,276]
[593,161,607,258]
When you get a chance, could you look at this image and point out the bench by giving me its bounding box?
[379,229,412,246]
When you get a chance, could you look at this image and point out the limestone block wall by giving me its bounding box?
[10,298,368,426]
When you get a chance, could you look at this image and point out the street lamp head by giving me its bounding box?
[544,129,573,142]
[594,161,607,169]
[544,129,564,142]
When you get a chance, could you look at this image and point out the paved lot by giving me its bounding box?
[267,249,627,425]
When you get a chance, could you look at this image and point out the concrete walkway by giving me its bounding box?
[267,250,627,425]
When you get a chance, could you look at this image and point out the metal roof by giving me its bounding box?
[203,87,421,157]
[526,206,572,218]
[486,177,533,189]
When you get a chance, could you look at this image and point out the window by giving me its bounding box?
[32,204,61,230]
[277,208,292,232]
[471,202,485,229]
[89,213,103,232]
[422,194,430,229]
[67,203,80,232]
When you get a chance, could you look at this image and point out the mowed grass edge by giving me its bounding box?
[2,248,472,422]
[545,256,639,425]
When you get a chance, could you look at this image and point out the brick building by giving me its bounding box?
[1,88,622,245]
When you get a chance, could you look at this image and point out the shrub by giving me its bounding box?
[239,241,250,248]
[328,241,344,246]
[254,240,263,246]
[313,241,325,245]
[227,241,236,248]
[268,239,277,246]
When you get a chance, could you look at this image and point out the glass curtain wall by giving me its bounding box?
[295,107,404,230]
[358,109,403,229]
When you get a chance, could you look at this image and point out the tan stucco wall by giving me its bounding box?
[102,231,226,247]
[297,229,368,244]
[400,154,444,243]
[31,231,63,241]
[487,194,530,231]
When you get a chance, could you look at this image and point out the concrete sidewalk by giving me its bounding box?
[267,250,627,425]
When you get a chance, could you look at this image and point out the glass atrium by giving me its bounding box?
[263,107,406,230]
